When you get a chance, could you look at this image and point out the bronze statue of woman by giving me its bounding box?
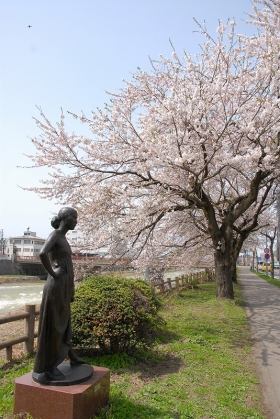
[33,207,86,383]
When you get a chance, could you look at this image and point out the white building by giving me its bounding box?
[6,227,46,259]
[67,229,109,256]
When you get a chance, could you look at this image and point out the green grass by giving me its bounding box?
[0,356,35,416]
[252,269,280,288]
[0,283,265,419]
[0,276,42,284]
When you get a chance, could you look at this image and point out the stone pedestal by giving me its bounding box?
[13,366,110,419]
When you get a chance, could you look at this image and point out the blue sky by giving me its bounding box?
[0,0,254,239]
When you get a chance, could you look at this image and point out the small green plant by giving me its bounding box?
[71,275,164,354]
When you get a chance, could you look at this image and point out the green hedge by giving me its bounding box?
[71,275,164,354]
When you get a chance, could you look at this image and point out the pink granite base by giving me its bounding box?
[13,366,110,419]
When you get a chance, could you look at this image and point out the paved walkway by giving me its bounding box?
[239,266,280,419]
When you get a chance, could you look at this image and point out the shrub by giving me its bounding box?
[71,275,164,354]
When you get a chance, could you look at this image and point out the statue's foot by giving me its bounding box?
[46,367,65,380]
[70,355,87,366]
[68,347,88,366]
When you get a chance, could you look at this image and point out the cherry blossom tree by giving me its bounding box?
[26,0,280,298]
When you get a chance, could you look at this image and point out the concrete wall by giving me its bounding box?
[0,260,47,276]
[0,260,20,275]
[15,262,47,276]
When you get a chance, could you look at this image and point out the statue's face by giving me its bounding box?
[64,210,78,230]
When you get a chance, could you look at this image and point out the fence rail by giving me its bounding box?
[0,304,39,362]
[0,268,214,362]
[150,268,215,293]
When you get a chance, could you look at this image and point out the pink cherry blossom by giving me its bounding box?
[25,0,280,299]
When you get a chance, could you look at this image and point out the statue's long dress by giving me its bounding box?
[33,232,74,374]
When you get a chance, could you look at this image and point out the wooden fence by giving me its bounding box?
[0,304,39,362]
[0,268,214,362]
[149,268,215,294]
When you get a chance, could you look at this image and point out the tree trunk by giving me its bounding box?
[230,252,238,284]
[214,250,234,299]
[231,268,237,284]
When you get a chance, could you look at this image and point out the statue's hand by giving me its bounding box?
[53,266,67,279]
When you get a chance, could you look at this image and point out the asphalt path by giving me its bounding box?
[239,266,280,419]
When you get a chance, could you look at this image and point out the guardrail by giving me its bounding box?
[0,304,39,362]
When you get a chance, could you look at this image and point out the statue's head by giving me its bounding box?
[51,207,78,230]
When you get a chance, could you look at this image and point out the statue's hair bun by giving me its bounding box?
[51,216,60,229]
[51,207,77,229]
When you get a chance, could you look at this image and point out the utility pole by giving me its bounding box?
[0,229,3,254]
[255,247,258,272]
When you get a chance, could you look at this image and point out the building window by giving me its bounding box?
[14,240,21,244]
[24,240,31,244]
[34,240,43,245]
[23,248,30,252]
[16,248,22,252]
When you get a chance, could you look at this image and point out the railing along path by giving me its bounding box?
[150,268,215,293]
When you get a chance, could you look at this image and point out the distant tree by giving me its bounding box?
[265,227,277,278]
[26,0,280,299]
[256,206,278,278]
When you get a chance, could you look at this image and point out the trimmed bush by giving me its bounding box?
[71,275,164,354]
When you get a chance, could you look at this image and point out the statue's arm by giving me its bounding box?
[39,231,60,279]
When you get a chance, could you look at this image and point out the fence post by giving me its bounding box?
[6,346,12,362]
[24,304,36,353]
[167,278,172,290]
[159,279,165,293]
[175,277,179,288]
